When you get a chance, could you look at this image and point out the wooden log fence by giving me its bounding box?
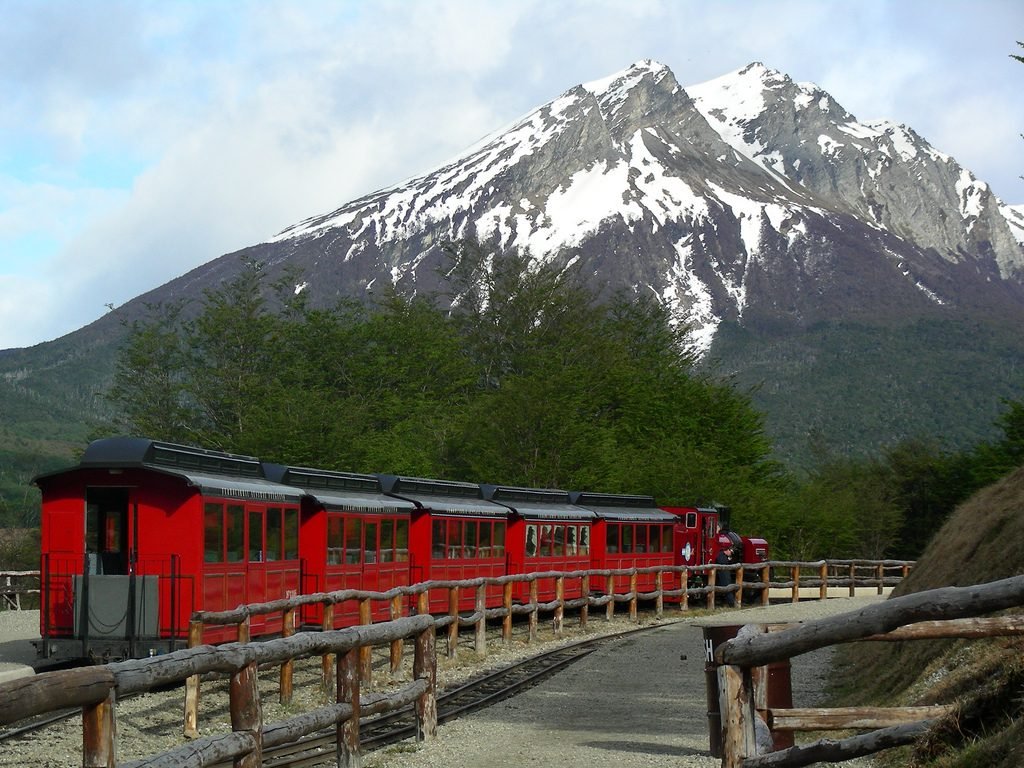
[183,559,911,735]
[0,614,438,768]
[0,570,40,610]
[714,573,1024,768]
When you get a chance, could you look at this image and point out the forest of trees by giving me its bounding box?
[95,243,1024,562]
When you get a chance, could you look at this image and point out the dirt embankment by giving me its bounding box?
[832,464,1024,768]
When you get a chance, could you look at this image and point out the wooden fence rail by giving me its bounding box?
[184,559,911,736]
[0,570,40,610]
[714,574,1024,768]
[0,614,438,768]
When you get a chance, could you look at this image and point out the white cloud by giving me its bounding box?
[2,0,1023,348]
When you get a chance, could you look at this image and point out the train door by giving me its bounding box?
[673,509,701,568]
[86,488,129,575]
[247,508,268,633]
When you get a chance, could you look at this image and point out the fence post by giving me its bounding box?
[338,647,361,768]
[718,663,757,768]
[606,573,616,619]
[475,584,487,656]
[502,581,513,644]
[447,587,459,659]
[760,565,769,607]
[655,570,664,617]
[322,603,336,695]
[184,618,203,738]
[707,568,717,610]
[82,688,116,768]
[629,570,638,622]
[230,660,263,768]
[390,595,405,679]
[280,607,295,705]
[414,621,438,742]
[736,566,745,609]
[680,568,689,612]
[877,563,885,595]
[791,565,800,603]
[580,573,590,628]
[554,576,565,635]
[849,562,857,597]
[359,599,373,685]
[238,615,251,644]
[819,562,828,601]
[528,579,539,642]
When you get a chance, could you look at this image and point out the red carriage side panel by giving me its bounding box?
[485,485,594,603]
[271,464,418,628]
[381,476,509,614]
[572,492,675,597]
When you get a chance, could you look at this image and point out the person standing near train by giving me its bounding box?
[715,542,736,607]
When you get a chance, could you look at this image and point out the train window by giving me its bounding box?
[364,521,378,564]
[662,526,673,553]
[267,508,283,561]
[446,519,462,559]
[432,520,445,559]
[380,519,394,563]
[248,510,264,562]
[622,524,634,554]
[565,526,576,555]
[204,502,224,563]
[607,524,619,554]
[493,521,506,558]
[464,521,477,558]
[226,504,245,562]
[479,520,492,558]
[525,524,538,557]
[552,526,564,556]
[327,516,344,565]
[579,526,590,555]
[396,519,409,562]
[345,519,362,564]
[284,509,298,560]
[686,512,697,529]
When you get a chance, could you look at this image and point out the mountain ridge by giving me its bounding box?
[2,58,1023,512]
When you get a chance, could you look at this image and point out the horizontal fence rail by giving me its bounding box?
[0,615,439,768]
[714,573,1024,768]
[0,559,912,767]
[0,570,40,611]
[183,559,910,736]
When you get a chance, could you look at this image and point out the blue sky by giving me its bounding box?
[2,0,1022,349]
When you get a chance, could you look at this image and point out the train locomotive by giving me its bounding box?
[33,437,767,661]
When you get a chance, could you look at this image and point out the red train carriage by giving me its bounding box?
[33,438,306,660]
[482,485,596,602]
[572,492,678,595]
[379,475,509,613]
[263,464,416,627]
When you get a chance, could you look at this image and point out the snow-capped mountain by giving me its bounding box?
[6,59,1023,475]
[224,59,1024,354]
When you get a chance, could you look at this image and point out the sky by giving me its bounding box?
[2,1,1023,350]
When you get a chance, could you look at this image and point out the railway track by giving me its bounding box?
[226,624,662,768]
[0,623,664,767]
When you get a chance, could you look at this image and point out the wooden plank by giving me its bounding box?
[0,666,115,724]
[744,719,936,768]
[770,705,953,731]
[719,574,1024,667]
[865,616,1024,640]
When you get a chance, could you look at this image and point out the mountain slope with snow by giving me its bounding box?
[2,58,1023,473]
